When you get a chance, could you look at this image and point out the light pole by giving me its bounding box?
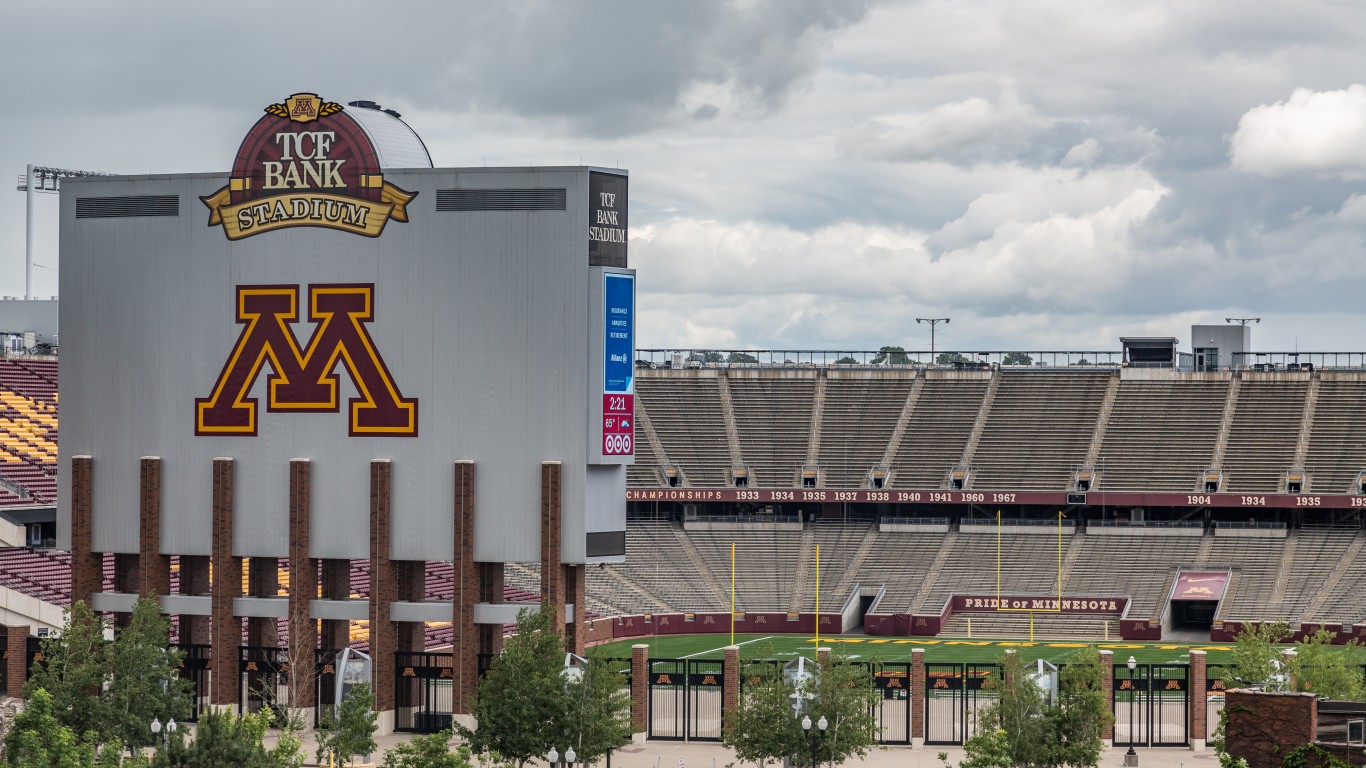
[548,746,576,768]
[800,714,827,768]
[17,165,112,300]
[1124,656,1138,766]
[916,318,949,363]
[150,716,177,751]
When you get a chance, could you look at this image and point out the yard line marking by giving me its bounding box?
[680,635,776,659]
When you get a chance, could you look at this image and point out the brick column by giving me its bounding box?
[477,563,505,656]
[288,459,317,711]
[397,561,425,653]
[452,461,478,714]
[631,643,649,733]
[319,559,351,651]
[247,558,279,647]
[911,648,925,746]
[138,457,171,600]
[368,460,398,722]
[541,462,564,630]
[723,645,740,730]
[564,564,586,654]
[181,556,212,646]
[70,456,101,609]
[6,625,29,699]
[1189,649,1207,749]
[1099,650,1114,744]
[113,553,138,627]
[210,457,242,708]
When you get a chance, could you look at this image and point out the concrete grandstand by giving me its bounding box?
[2,353,1365,648]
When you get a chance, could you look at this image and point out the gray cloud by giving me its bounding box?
[4,0,1366,353]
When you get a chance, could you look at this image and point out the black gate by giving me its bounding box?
[1113,663,1188,747]
[394,651,454,733]
[871,662,912,744]
[314,648,341,727]
[646,658,723,741]
[174,644,211,722]
[924,663,1000,745]
[240,646,288,717]
[1205,663,1231,742]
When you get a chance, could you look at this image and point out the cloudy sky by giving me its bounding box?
[3,0,1366,353]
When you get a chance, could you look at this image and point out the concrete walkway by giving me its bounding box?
[279,731,1222,768]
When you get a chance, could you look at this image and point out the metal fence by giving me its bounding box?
[1114,663,1189,748]
[647,658,724,741]
[394,651,454,733]
[924,663,1001,745]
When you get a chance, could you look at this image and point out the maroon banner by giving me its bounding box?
[625,487,1366,509]
[953,595,1127,614]
[1171,572,1229,601]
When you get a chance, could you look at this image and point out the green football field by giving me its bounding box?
[596,633,1240,666]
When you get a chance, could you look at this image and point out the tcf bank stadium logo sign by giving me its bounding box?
[196,284,418,437]
[200,92,416,239]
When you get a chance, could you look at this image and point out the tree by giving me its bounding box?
[24,596,191,754]
[458,606,572,768]
[953,648,1111,768]
[3,688,99,767]
[833,356,858,365]
[564,648,633,766]
[149,708,274,768]
[382,732,473,768]
[104,597,192,752]
[1287,629,1366,701]
[727,352,759,364]
[1040,647,1111,768]
[316,683,378,767]
[936,352,971,365]
[23,601,110,742]
[870,346,908,365]
[1001,352,1033,366]
[1230,621,1293,689]
[722,651,881,767]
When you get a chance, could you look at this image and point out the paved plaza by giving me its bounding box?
[280,730,1223,768]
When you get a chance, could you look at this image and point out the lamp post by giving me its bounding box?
[800,714,827,768]
[916,318,949,363]
[150,716,177,751]
[548,746,576,768]
[1124,656,1138,766]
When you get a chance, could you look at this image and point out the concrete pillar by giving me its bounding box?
[69,456,101,609]
[1190,650,1206,750]
[210,457,242,709]
[911,648,925,747]
[368,460,397,733]
[452,461,479,715]
[287,459,317,714]
[1100,650,1114,745]
[631,643,649,734]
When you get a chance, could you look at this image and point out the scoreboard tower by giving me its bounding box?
[57,93,632,729]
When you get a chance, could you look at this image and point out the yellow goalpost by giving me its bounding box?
[993,510,1067,641]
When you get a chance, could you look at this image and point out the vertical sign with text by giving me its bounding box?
[589,171,628,268]
[602,271,635,457]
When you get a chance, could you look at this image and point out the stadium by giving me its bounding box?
[0,93,1362,754]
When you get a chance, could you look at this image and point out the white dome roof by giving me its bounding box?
[345,101,433,169]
